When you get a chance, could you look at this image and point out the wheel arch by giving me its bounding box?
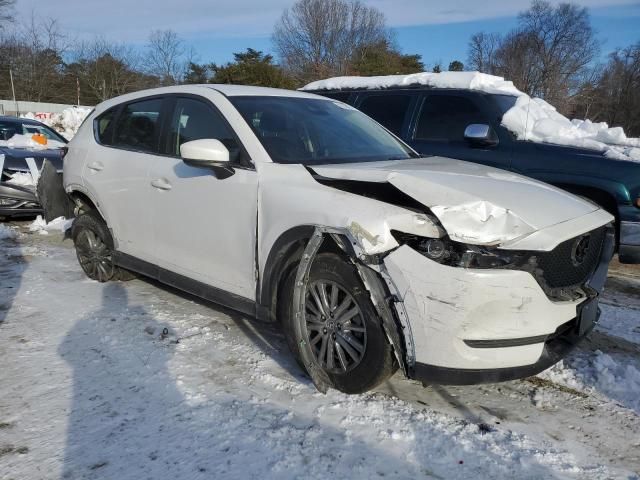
[259,225,412,378]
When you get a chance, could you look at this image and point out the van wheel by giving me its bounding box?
[71,212,134,282]
[282,253,396,394]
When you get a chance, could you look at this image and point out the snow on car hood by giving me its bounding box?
[312,157,600,245]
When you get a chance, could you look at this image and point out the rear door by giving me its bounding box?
[409,92,512,169]
[85,97,166,261]
[149,95,258,300]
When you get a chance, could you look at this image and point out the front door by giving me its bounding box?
[149,95,258,300]
[410,93,512,170]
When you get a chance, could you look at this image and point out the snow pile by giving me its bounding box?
[502,96,640,161]
[29,215,73,235]
[5,171,35,186]
[302,71,522,96]
[22,106,91,140]
[539,350,640,414]
[302,71,640,162]
[0,133,66,150]
[0,223,17,239]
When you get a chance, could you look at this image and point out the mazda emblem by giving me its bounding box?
[571,234,591,266]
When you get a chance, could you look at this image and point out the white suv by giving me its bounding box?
[63,85,614,394]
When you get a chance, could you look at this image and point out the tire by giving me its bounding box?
[71,211,135,282]
[281,252,397,394]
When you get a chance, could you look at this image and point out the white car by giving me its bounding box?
[62,85,614,394]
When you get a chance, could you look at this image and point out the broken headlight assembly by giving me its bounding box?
[391,231,529,269]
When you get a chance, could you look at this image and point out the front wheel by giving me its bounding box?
[282,253,397,394]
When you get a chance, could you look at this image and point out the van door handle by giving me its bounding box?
[87,161,104,171]
[151,178,172,191]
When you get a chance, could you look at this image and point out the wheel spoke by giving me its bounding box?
[336,306,360,325]
[336,334,361,362]
[306,300,321,318]
[335,342,349,371]
[326,338,334,370]
[318,335,329,367]
[339,332,364,353]
[343,325,366,333]
[318,283,332,314]
[309,284,325,315]
[332,295,352,319]
[310,333,323,347]
[329,283,339,310]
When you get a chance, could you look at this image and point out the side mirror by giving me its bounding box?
[180,139,231,169]
[464,124,499,147]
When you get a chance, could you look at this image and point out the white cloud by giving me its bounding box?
[14,0,638,42]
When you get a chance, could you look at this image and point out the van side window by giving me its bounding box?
[113,98,163,153]
[166,97,245,164]
[415,95,488,142]
[95,108,118,146]
[358,94,411,136]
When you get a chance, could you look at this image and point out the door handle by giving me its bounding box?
[87,161,104,171]
[151,178,172,191]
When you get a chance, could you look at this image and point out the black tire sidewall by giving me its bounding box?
[71,212,117,282]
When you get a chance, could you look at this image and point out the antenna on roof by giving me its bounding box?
[524,96,531,142]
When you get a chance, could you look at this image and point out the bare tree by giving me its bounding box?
[574,43,640,136]
[273,0,390,82]
[467,32,501,73]
[70,38,146,102]
[0,14,69,102]
[146,29,188,85]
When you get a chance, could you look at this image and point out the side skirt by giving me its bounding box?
[113,251,257,318]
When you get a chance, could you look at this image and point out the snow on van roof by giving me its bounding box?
[302,71,640,162]
[300,71,523,96]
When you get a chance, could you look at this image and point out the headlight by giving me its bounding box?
[391,231,529,269]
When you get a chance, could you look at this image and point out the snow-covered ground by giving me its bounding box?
[1,224,639,479]
[302,72,640,162]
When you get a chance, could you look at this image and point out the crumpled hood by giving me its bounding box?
[312,157,600,245]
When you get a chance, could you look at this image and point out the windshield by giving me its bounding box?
[229,96,416,165]
[0,120,68,144]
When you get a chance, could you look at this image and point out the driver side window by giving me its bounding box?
[166,97,246,164]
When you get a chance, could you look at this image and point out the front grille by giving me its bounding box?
[534,227,606,289]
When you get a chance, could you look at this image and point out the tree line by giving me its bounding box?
[1,0,638,135]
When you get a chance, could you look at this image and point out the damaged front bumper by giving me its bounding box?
[383,226,615,385]
[0,182,41,218]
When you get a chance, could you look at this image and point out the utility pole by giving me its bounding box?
[77,76,80,106]
[9,68,19,116]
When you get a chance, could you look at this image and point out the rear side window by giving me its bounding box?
[166,97,239,158]
[415,95,488,142]
[358,94,411,136]
[95,108,118,145]
[113,98,163,153]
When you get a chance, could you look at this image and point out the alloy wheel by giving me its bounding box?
[75,228,115,282]
[304,280,367,373]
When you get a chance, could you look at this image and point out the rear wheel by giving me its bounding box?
[71,212,134,282]
[282,252,396,394]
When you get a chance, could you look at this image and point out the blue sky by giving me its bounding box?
[15,0,640,68]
